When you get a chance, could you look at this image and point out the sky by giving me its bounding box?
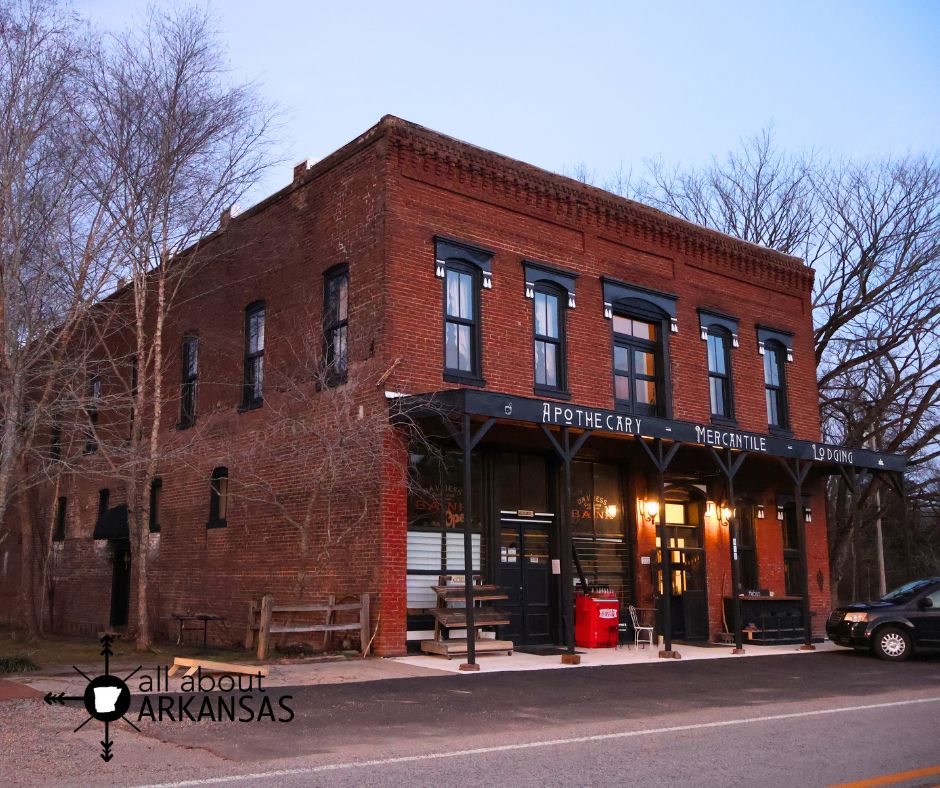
[78,0,940,208]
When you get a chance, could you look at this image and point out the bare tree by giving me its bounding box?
[0,0,124,636]
[68,5,275,649]
[624,129,940,598]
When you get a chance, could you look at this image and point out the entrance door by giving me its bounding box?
[494,453,553,646]
[109,539,131,628]
[659,496,708,641]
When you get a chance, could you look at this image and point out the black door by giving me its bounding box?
[109,539,131,628]
[494,453,553,646]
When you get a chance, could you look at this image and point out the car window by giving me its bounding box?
[881,579,934,602]
[926,588,940,609]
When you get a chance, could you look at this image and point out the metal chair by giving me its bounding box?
[625,604,655,649]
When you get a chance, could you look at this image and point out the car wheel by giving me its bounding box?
[873,626,912,661]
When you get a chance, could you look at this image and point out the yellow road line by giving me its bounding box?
[831,764,940,787]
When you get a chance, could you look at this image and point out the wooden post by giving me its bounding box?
[360,593,371,657]
[323,594,335,651]
[257,594,274,660]
[244,600,259,650]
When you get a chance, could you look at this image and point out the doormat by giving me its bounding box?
[513,646,586,656]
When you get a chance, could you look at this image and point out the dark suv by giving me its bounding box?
[827,578,940,660]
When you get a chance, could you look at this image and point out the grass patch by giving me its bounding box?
[0,654,40,673]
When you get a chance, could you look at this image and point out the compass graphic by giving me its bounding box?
[43,634,142,762]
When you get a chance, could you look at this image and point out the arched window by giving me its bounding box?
[208,467,229,528]
[706,327,734,420]
[763,340,789,429]
[612,300,667,417]
[533,283,567,393]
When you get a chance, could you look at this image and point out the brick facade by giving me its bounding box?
[4,116,835,653]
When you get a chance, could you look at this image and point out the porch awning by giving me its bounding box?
[388,389,906,474]
[93,504,129,540]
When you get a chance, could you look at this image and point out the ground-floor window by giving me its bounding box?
[570,460,631,602]
[406,449,484,627]
[736,499,759,592]
[780,500,804,597]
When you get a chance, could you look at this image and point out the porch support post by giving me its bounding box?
[539,423,593,665]
[441,413,495,672]
[779,457,814,650]
[638,438,681,659]
[709,447,748,654]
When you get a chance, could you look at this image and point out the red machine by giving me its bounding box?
[575,591,620,648]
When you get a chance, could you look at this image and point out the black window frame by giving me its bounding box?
[323,263,349,386]
[53,496,67,542]
[442,261,484,386]
[96,488,110,528]
[207,467,228,528]
[241,301,265,410]
[780,500,804,597]
[611,301,670,418]
[736,499,759,591]
[706,327,736,424]
[149,477,162,533]
[84,375,101,454]
[764,340,790,432]
[50,421,61,462]
[532,282,569,397]
[178,334,198,429]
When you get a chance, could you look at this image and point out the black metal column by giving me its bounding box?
[710,447,748,653]
[539,424,593,664]
[441,413,495,672]
[782,457,814,649]
[638,438,681,658]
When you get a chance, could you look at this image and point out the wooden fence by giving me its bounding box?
[245,594,371,660]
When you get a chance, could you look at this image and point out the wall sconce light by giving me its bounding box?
[641,499,659,525]
[756,504,765,519]
[720,506,732,527]
[804,508,813,523]
[777,505,785,521]
[706,501,716,518]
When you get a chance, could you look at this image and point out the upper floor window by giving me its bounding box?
[179,335,198,428]
[323,265,349,385]
[242,302,265,409]
[84,375,101,454]
[707,328,734,421]
[208,467,228,528]
[764,340,789,430]
[612,314,662,416]
[444,263,481,379]
[149,478,162,533]
[53,496,67,542]
[533,285,567,393]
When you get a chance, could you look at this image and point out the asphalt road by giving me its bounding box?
[6,649,940,787]
[126,649,940,787]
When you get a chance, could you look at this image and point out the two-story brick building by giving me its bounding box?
[5,116,904,658]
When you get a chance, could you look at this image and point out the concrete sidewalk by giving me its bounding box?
[1,640,842,698]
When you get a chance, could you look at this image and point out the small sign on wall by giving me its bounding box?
[551,559,561,575]
[640,556,651,565]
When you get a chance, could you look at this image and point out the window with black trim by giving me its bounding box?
[764,340,789,430]
[533,284,567,393]
[612,311,663,416]
[97,488,109,521]
[444,263,481,381]
[53,496,67,542]
[781,501,803,597]
[323,265,349,385]
[179,335,198,428]
[149,478,162,533]
[50,422,61,462]
[242,302,265,409]
[208,467,228,528]
[84,375,101,454]
[707,328,734,421]
[736,500,758,591]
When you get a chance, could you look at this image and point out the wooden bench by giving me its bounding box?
[245,594,371,660]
